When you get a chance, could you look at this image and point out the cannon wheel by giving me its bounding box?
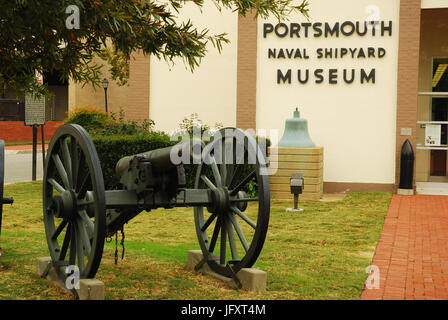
[0,140,4,250]
[43,124,106,279]
[194,128,270,277]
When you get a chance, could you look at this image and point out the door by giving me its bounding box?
[429,58,448,178]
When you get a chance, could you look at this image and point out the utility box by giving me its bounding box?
[290,173,304,195]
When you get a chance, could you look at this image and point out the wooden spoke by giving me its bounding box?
[228,164,244,189]
[77,218,92,257]
[201,175,217,190]
[220,149,227,186]
[48,178,65,194]
[78,210,94,237]
[75,153,86,191]
[231,206,256,229]
[52,219,68,240]
[226,163,234,187]
[59,224,72,261]
[75,222,85,273]
[70,138,79,188]
[77,171,91,199]
[52,154,70,189]
[208,217,221,253]
[220,217,227,265]
[230,170,256,196]
[227,218,238,260]
[201,214,217,232]
[229,215,249,253]
[61,139,73,188]
[210,157,222,187]
[69,223,77,265]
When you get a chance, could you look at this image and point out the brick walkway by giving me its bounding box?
[361,195,448,300]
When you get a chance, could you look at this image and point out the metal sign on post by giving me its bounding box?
[25,92,46,181]
[24,94,46,127]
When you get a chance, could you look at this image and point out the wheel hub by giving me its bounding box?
[208,187,230,215]
[53,190,78,220]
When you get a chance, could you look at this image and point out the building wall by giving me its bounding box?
[394,0,421,189]
[421,0,448,9]
[0,121,62,143]
[149,2,238,134]
[236,13,258,130]
[256,0,400,186]
[68,51,149,120]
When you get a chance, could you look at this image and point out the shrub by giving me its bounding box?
[65,106,155,136]
[65,106,110,134]
[172,113,223,141]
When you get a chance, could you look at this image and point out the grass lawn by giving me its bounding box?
[0,181,391,300]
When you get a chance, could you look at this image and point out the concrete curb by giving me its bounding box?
[5,149,45,155]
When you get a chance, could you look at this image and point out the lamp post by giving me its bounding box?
[102,78,109,113]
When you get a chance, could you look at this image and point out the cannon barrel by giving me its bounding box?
[115,138,203,177]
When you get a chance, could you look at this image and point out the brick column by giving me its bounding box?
[395,0,421,188]
[236,13,258,130]
[127,50,150,120]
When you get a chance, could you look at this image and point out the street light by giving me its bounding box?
[101,78,109,113]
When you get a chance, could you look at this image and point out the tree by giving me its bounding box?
[0,0,309,94]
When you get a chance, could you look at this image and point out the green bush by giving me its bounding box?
[65,107,110,133]
[65,107,155,136]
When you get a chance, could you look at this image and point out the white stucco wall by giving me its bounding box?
[421,0,448,8]
[257,0,400,184]
[150,2,238,134]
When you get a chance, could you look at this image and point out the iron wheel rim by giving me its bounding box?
[0,140,4,245]
[43,124,105,279]
[194,128,270,277]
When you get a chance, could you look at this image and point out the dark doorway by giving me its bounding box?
[44,71,69,121]
[429,59,448,177]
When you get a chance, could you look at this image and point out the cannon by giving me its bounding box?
[42,124,270,279]
[0,140,14,255]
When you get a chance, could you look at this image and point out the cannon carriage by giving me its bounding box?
[42,124,270,279]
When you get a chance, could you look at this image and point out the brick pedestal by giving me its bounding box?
[269,147,324,201]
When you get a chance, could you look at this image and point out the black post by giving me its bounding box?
[32,124,38,181]
[41,124,46,167]
[104,87,108,113]
[293,194,299,210]
[399,139,414,190]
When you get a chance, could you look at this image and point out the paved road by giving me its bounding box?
[4,152,44,184]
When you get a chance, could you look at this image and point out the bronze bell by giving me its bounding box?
[278,108,316,148]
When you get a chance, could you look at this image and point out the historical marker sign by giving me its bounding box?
[24,94,46,126]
